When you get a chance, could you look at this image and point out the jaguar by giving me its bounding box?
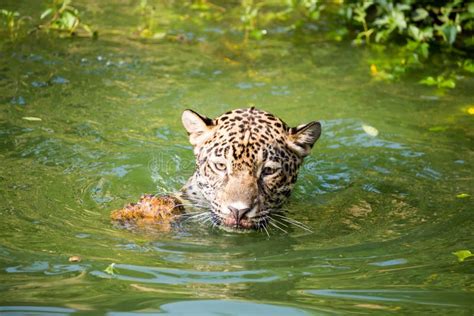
[179,107,321,231]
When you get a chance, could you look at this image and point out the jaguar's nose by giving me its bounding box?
[228,205,251,222]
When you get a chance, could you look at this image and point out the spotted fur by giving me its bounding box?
[180,107,321,230]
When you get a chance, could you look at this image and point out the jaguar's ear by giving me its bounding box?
[182,109,215,147]
[287,121,321,157]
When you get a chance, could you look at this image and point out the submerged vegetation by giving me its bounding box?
[1,0,473,86]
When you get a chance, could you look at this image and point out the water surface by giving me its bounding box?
[0,1,473,314]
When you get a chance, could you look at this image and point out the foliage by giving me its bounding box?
[339,1,473,84]
[134,0,166,39]
[224,1,472,86]
[238,0,326,40]
[350,1,376,44]
[345,0,473,49]
[0,0,95,40]
[40,0,95,37]
[419,75,456,89]
[240,0,265,41]
[0,9,31,40]
[284,0,325,27]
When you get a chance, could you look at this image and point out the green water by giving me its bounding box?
[1,2,473,315]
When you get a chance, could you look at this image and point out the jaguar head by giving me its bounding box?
[182,107,321,230]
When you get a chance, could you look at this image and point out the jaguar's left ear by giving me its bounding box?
[287,121,321,157]
[181,109,216,148]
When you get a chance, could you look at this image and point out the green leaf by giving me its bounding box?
[104,263,117,275]
[62,11,78,30]
[250,29,267,40]
[452,250,474,262]
[419,42,429,59]
[40,8,53,20]
[81,23,92,35]
[408,25,421,41]
[392,10,407,31]
[1,9,19,18]
[413,8,429,21]
[439,78,456,89]
[462,60,474,73]
[419,76,437,86]
[468,3,474,14]
[456,193,470,198]
[443,24,458,45]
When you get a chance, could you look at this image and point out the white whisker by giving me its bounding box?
[268,217,289,228]
[269,220,288,234]
[262,224,270,237]
[270,213,313,233]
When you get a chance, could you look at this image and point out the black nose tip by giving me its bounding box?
[228,206,251,222]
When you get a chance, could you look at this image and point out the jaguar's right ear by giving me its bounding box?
[181,109,215,148]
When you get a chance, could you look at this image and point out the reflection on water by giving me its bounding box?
[305,289,473,308]
[0,301,310,316]
[0,0,473,314]
[91,264,279,284]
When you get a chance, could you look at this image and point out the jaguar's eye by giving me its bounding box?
[262,167,279,177]
[214,162,227,172]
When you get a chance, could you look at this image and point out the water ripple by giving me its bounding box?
[304,289,470,307]
[91,264,279,284]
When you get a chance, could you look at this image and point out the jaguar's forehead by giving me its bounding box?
[204,108,291,167]
[214,108,288,139]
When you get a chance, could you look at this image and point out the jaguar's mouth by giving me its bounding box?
[210,210,269,231]
[222,216,254,229]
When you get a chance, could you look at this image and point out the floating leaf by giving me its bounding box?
[456,193,470,198]
[452,250,474,262]
[152,32,166,40]
[104,263,117,275]
[362,124,379,137]
[68,256,81,263]
[22,117,42,121]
